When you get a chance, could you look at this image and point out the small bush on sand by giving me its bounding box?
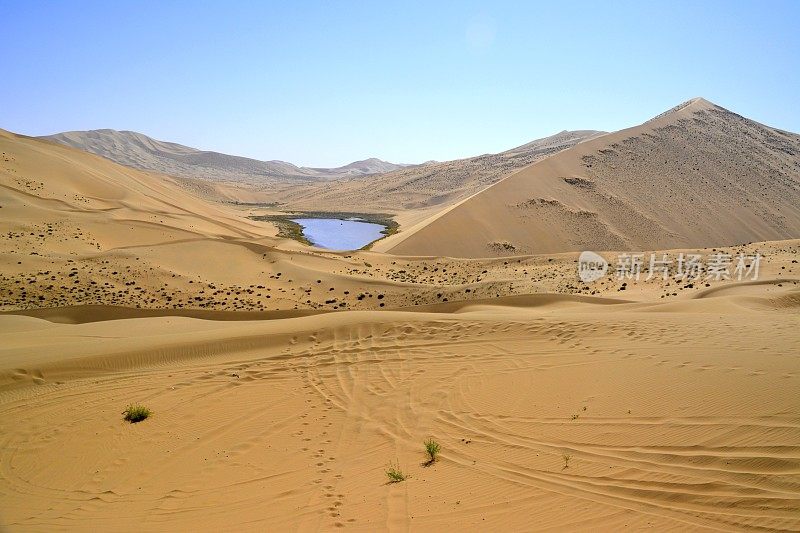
[562,453,572,469]
[386,462,407,483]
[123,404,152,423]
[424,438,441,465]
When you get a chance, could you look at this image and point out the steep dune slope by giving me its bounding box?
[383,98,800,257]
[0,129,274,245]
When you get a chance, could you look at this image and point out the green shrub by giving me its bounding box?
[123,404,152,423]
[385,462,407,483]
[424,438,441,465]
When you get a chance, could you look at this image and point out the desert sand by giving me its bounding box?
[1,99,799,531]
[378,99,800,257]
[1,284,799,531]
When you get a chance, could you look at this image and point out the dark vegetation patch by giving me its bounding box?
[562,176,596,189]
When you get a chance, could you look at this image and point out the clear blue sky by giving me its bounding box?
[2,1,798,167]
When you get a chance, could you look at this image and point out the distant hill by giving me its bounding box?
[255,130,606,211]
[308,157,409,176]
[378,98,800,256]
[39,129,410,183]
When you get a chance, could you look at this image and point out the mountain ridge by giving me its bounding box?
[39,129,410,183]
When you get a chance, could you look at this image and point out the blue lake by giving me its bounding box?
[292,218,387,250]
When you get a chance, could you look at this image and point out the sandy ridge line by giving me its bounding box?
[1,293,632,324]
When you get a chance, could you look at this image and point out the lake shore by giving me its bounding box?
[249,210,398,249]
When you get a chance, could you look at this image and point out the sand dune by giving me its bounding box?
[2,128,798,313]
[2,110,800,531]
[1,284,798,530]
[380,98,800,257]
